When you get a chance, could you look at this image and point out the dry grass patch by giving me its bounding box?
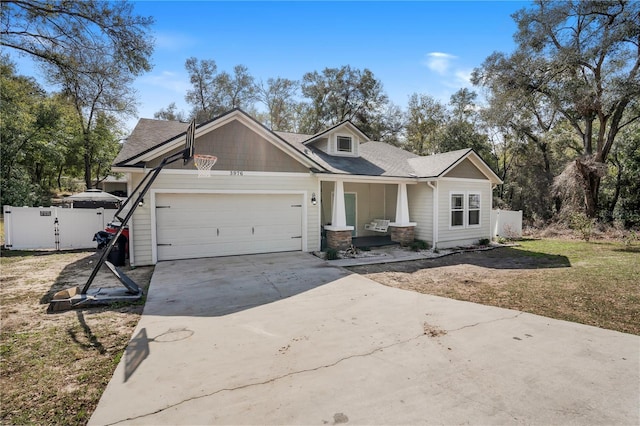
[1,249,153,425]
[348,239,640,335]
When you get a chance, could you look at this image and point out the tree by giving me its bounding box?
[0,57,80,205]
[405,93,447,155]
[154,102,187,122]
[474,0,640,218]
[299,65,389,135]
[185,58,257,122]
[3,0,155,190]
[257,77,299,131]
[47,43,138,189]
[440,89,492,160]
[218,65,257,111]
[1,1,153,77]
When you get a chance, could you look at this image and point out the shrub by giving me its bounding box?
[570,212,595,242]
[409,239,430,251]
[479,238,490,246]
[622,230,638,247]
[325,248,339,260]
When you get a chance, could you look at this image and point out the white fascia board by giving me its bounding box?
[438,176,495,183]
[317,174,418,184]
[111,166,146,173]
[467,154,503,184]
[157,169,313,178]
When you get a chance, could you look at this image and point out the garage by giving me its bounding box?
[155,193,303,261]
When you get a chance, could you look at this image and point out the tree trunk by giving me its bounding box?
[84,132,92,189]
[608,154,623,221]
[575,159,600,218]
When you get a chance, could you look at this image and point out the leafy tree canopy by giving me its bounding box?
[1,0,154,76]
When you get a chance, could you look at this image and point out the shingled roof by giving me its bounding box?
[113,119,190,165]
[114,112,500,183]
[408,148,473,177]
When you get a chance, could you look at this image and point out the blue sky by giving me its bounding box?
[10,1,530,132]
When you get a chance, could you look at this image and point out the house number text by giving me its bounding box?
[230,170,244,176]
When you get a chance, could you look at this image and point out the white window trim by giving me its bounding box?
[467,191,481,228]
[337,135,352,152]
[450,192,465,229]
[449,191,481,229]
[331,133,358,157]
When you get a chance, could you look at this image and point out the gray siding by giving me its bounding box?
[444,158,487,179]
[147,120,308,173]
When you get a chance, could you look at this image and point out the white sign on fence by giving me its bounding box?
[491,209,523,239]
[3,206,119,250]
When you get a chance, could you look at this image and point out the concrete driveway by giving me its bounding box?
[90,252,639,425]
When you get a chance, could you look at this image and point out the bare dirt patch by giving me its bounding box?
[347,242,640,335]
[1,249,154,425]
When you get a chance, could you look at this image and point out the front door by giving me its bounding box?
[345,193,356,237]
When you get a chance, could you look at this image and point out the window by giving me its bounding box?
[337,136,352,152]
[468,193,480,226]
[450,192,481,228]
[451,194,464,227]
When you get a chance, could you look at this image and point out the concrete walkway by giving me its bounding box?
[90,252,640,425]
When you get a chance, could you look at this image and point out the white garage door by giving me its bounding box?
[155,193,303,261]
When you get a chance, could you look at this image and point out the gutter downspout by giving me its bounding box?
[427,181,438,249]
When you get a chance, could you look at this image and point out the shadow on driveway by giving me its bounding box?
[142,251,350,317]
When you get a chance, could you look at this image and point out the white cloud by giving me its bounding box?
[423,52,457,75]
[454,69,473,86]
[139,70,190,94]
[154,31,197,51]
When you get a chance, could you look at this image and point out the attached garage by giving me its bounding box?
[154,193,304,261]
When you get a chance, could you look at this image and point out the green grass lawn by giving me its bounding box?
[507,239,640,334]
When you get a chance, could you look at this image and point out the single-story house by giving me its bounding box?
[112,109,502,266]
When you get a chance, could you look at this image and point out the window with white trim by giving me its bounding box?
[451,193,464,227]
[450,192,481,228]
[468,193,480,226]
[337,136,352,153]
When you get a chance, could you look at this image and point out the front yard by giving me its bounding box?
[0,248,153,425]
[1,237,638,425]
[348,239,640,335]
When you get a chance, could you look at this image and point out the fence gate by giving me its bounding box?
[3,206,118,250]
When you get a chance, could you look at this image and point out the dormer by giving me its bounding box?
[303,121,370,158]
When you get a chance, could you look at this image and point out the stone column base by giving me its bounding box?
[390,226,415,245]
[326,230,353,250]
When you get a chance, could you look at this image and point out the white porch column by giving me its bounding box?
[391,183,415,226]
[331,180,347,227]
[324,179,353,232]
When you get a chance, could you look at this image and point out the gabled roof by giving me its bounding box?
[113,109,501,184]
[301,120,370,145]
[408,148,502,183]
[113,109,324,169]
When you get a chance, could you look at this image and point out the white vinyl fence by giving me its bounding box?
[3,206,119,250]
[491,209,523,239]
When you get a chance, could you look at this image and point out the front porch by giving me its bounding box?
[320,178,417,250]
